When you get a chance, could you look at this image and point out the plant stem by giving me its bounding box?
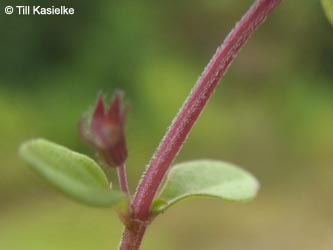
[118,221,146,250]
[117,163,130,197]
[119,0,282,249]
[132,0,282,220]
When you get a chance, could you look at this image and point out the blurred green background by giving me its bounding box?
[0,0,332,249]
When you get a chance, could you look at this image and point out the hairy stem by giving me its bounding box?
[132,0,282,221]
[118,222,146,250]
[119,0,282,249]
[117,163,130,197]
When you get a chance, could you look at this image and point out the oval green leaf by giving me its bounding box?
[152,160,259,214]
[19,138,126,207]
[322,0,333,26]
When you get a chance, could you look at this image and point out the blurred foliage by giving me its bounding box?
[0,0,332,249]
[321,0,333,26]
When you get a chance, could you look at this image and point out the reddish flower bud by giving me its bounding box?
[79,92,128,167]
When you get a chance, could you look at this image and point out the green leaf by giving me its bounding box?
[19,138,126,207]
[322,0,333,26]
[152,160,259,213]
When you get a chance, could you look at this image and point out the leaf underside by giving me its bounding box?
[152,160,259,213]
[19,138,126,207]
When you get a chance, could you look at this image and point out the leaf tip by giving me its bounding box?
[321,0,333,26]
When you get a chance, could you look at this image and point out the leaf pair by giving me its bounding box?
[19,139,259,215]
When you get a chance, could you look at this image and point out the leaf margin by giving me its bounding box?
[151,159,259,214]
[321,0,333,26]
[19,138,127,207]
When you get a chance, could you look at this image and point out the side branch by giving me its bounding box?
[117,163,130,197]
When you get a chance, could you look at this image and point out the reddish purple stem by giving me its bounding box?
[118,222,146,250]
[119,0,282,249]
[133,0,282,221]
